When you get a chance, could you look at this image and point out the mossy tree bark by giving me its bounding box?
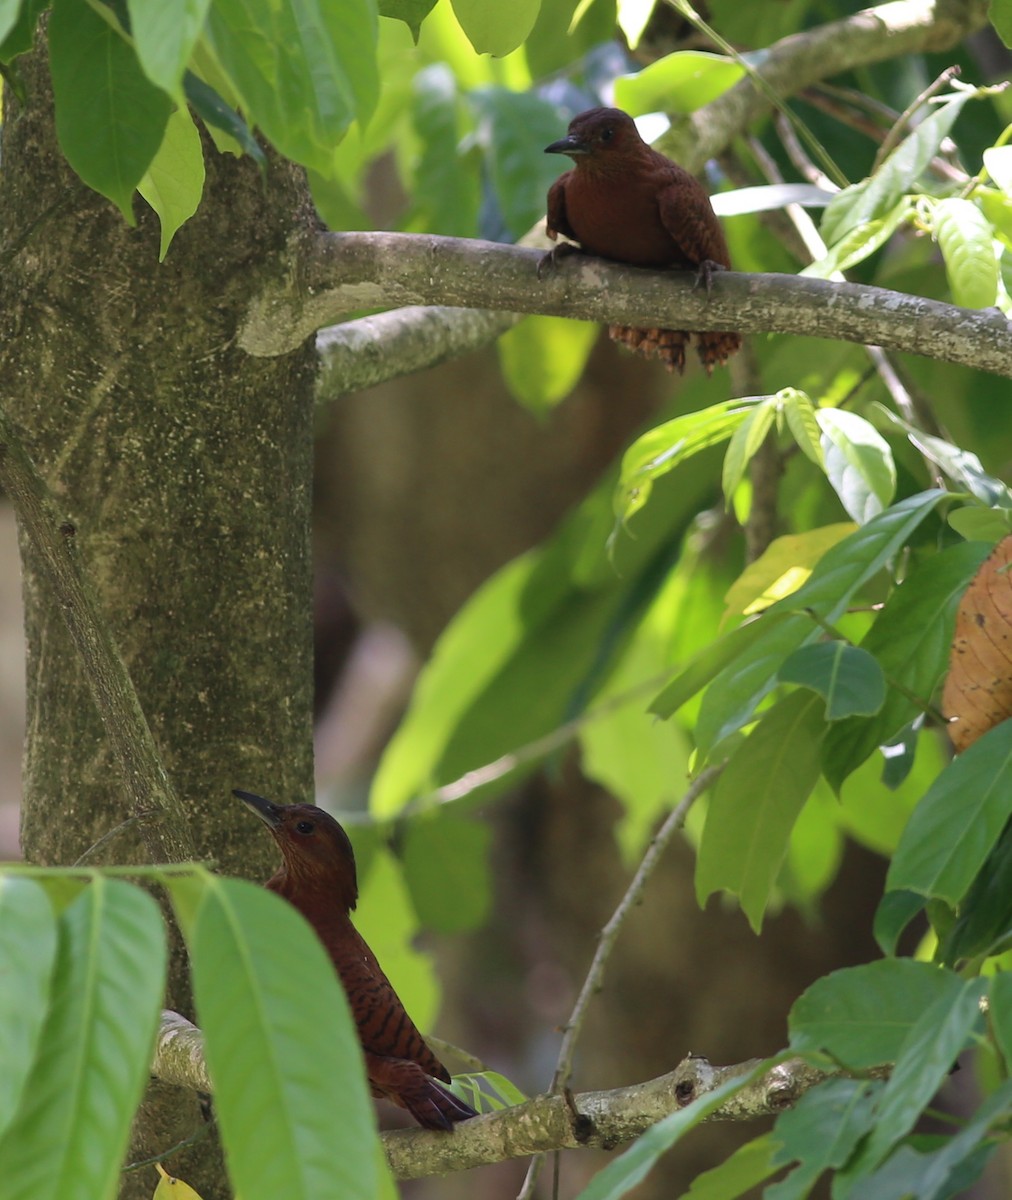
[0,39,318,1200]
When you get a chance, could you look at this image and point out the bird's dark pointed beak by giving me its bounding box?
[234,789,283,829]
[544,134,589,157]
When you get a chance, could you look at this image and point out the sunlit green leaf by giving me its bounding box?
[722,524,854,623]
[172,872,381,1200]
[816,408,896,524]
[204,0,378,177]
[616,396,762,521]
[934,197,1000,309]
[721,397,777,503]
[138,105,206,259]
[497,315,598,413]
[615,50,745,115]
[0,876,58,1142]
[0,879,166,1200]
[128,0,211,95]
[451,0,540,55]
[803,200,912,278]
[820,90,975,245]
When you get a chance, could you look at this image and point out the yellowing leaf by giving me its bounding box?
[723,524,856,626]
[138,105,205,260]
[154,1163,206,1199]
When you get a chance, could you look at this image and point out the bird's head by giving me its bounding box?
[235,790,359,911]
[544,107,646,168]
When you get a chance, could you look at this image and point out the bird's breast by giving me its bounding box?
[562,171,695,268]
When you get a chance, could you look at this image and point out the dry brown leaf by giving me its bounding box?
[942,534,1012,752]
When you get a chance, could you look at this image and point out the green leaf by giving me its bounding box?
[721,397,777,503]
[128,0,212,95]
[0,879,167,1200]
[696,491,947,754]
[779,642,886,720]
[984,144,1012,191]
[0,876,58,1141]
[0,0,22,45]
[450,0,540,55]
[816,408,896,524]
[934,197,1000,309]
[650,612,793,720]
[802,200,912,279]
[992,0,1012,47]
[204,0,378,177]
[820,91,975,245]
[886,719,1012,906]
[878,409,1012,507]
[789,959,964,1069]
[696,689,825,931]
[695,614,813,755]
[678,1133,780,1200]
[850,978,986,1172]
[782,388,824,467]
[471,88,568,239]
[352,845,440,1031]
[379,0,438,39]
[49,0,172,220]
[614,50,745,116]
[767,1078,881,1200]
[938,824,1012,964]
[183,70,266,166]
[852,1081,1012,1200]
[453,1069,528,1113]
[138,105,206,260]
[497,316,598,414]
[822,541,990,791]
[948,505,1012,541]
[0,0,45,63]
[171,872,380,1200]
[616,396,762,522]
[402,813,492,933]
[573,1059,779,1200]
[873,888,926,956]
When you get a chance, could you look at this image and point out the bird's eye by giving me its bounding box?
[295,820,315,835]
[600,127,614,143]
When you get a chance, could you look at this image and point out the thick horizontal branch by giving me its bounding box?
[242,231,1012,378]
[151,1011,840,1180]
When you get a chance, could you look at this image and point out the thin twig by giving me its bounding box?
[72,811,158,866]
[873,65,962,171]
[552,763,726,1095]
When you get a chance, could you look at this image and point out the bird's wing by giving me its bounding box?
[336,921,452,1082]
[546,173,577,242]
[656,175,732,269]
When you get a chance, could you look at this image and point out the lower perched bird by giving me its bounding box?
[236,789,477,1131]
[543,106,741,374]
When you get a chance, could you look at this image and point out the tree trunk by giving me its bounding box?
[0,37,318,1200]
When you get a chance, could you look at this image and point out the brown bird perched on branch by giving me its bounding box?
[235,789,477,1131]
[543,106,741,374]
